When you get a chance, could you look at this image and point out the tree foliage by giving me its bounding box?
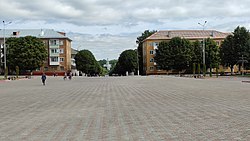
[112,49,138,75]
[221,26,250,73]
[75,49,101,76]
[155,37,192,71]
[136,30,157,75]
[109,59,118,71]
[205,38,221,68]
[98,59,106,67]
[191,40,202,64]
[6,36,47,72]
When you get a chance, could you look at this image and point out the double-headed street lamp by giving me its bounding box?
[198,21,207,77]
[3,21,12,78]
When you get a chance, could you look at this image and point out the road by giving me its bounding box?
[0,76,249,140]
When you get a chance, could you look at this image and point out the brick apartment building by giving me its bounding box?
[142,30,230,75]
[0,29,72,75]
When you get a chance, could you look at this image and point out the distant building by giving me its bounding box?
[103,58,111,71]
[0,29,72,75]
[142,30,230,75]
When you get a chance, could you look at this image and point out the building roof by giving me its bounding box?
[0,29,71,40]
[71,48,78,55]
[145,30,231,41]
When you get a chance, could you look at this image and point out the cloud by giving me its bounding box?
[1,0,250,26]
[68,32,139,60]
[1,0,250,59]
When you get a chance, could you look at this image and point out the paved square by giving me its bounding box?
[0,76,250,140]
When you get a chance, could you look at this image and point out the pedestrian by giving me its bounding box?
[68,73,72,80]
[63,72,67,80]
[41,73,46,85]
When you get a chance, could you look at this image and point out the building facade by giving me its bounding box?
[142,30,230,75]
[0,29,72,75]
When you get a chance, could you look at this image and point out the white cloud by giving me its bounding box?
[1,0,250,59]
[68,32,138,60]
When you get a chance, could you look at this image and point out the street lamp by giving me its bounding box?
[198,21,207,77]
[137,47,139,76]
[3,21,12,79]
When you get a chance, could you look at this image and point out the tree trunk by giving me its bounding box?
[230,66,233,75]
[209,64,212,77]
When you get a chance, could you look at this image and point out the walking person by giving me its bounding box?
[68,73,72,80]
[41,73,46,85]
[63,72,67,80]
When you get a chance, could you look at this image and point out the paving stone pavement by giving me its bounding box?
[0,76,249,141]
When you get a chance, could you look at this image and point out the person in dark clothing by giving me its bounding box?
[41,73,46,85]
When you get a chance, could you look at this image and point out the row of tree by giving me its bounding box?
[155,37,220,74]
[3,26,250,77]
[221,26,250,73]
[75,50,119,76]
[135,26,250,75]
[3,35,116,76]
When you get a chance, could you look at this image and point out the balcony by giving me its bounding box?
[50,61,59,65]
[50,53,59,57]
[50,57,59,65]
[49,45,59,49]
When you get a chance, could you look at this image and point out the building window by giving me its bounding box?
[59,49,64,54]
[50,39,59,45]
[150,50,154,55]
[51,49,59,54]
[60,57,64,62]
[51,57,58,62]
[60,66,64,71]
[59,40,64,45]
[150,66,154,71]
[150,58,154,62]
[44,67,48,71]
[153,42,159,47]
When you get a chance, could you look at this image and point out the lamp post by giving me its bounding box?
[198,21,207,77]
[3,21,11,79]
[137,48,139,76]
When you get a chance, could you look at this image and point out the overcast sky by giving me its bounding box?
[1,0,250,60]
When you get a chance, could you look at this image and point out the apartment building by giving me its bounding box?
[0,29,72,75]
[142,30,230,75]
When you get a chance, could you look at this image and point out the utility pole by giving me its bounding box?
[3,21,11,79]
[137,48,139,76]
[198,21,207,77]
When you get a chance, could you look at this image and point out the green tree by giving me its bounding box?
[112,49,138,75]
[136,30,156,75]
[221,26,250,74]
[169,37,192,71]
[205,38,220,75]
[191,41,202,76]
[191,41,202,64]
[75,50,101,76]
[6,36,47,73]
[154,41,172,70]
[155,37,192,72]
[109,59,118,71]
[98,59,107,67]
